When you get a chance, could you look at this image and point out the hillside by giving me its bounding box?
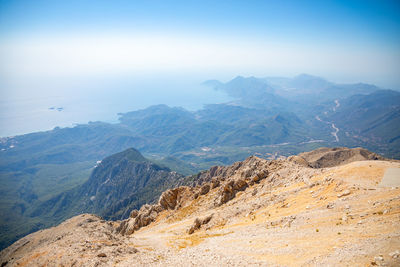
[29,148,188,220]
[323,90,400,158]
[1,75,399,250]
[1,147,399,266]
[0,148,189,250]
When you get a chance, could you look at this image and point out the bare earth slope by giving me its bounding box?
[1,148,399,266]
[294,146,385,168]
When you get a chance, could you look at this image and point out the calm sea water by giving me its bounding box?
[0,77,231,137]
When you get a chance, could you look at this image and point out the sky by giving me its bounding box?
[1,0,399,86]
[0,0,400,135]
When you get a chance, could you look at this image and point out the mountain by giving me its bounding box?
[2,147,399,266]
[209,76,290,109]
[31,148,188,222]
[1,74,399,251]
[263,74,379,102]
[322,90,400,158]
[0,148,190,250]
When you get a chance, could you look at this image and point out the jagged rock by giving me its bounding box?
[159,189,180,210]
[123,219,135,235]
[252,170,268,183]
[233,178,248,191]
[211,178,220,188]
[200,184,211,195]
[130,210,139,218]
[117,204,162,235]
[252,188,258,196]
[215,180,235,206]
[214,177,250,206]
[159,187,188,210]
[118,187,193,235]
[188,214,213,234]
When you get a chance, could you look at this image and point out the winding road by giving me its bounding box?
[331,123,339,142]
[315,114,340,143]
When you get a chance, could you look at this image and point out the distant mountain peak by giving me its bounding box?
[104,147,148,163]
[294,73,326,80]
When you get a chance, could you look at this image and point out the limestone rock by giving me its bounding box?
[130,209,139,218]
[200,184,211,195]
[188,214,213,234]
[337,189,351,198]
[159,188,180,210]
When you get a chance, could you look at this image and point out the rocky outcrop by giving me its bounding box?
[116,148,388,235]
[287,155,310,167]
[2,147,398,267]
[116,187,191,235]
[188,214,213,234]
[295,147,385,168]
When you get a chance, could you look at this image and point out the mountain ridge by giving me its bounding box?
[1,74,399,250]
[1,147,399,266]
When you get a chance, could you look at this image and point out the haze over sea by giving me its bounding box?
[1,0,399,137]
[0,74,232,137]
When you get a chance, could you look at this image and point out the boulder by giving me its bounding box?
[200,184,211,195]
[188,214,213,234]
[129,209,139,218]
[159,188,180,210]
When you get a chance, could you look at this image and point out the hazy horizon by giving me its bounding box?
[1,0,399,136]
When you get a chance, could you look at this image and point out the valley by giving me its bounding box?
[1,147,399,266]
[2,1,399,265]
[0,74,399,251]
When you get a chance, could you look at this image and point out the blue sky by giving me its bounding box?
[0,0,400,88]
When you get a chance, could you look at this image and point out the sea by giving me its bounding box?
[0,76,231,137]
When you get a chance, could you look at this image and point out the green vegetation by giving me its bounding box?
[1,75,399,249]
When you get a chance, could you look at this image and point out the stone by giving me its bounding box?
[188,214,213,234]
[252,189,258,196]
[97,253,107,257]
[130,210,139,218]
[159,189,179,210]
[200,184,211,195]
[326,203,335,209]
[389,250,400,258]
[211,178,220,188]
[337,189,351,198]
[383,209,389,215]
[233,178,248,191]
[215,180,235,206]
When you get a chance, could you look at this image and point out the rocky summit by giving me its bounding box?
[1,147,400,266]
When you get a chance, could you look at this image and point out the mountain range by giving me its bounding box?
[0,74,399,249]
[1,147,399,266]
